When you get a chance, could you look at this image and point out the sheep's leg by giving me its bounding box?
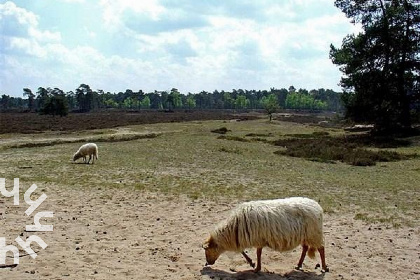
[295,244,308,270]
[87,155,92,164]
[318,247,329,272]
[241,251,255,268]
[254,247,262,272]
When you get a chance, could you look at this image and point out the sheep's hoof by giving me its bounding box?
[250,262,255,268]
[253,267,261,273]
[294,265,303,271]
[315,263,320,269]
[321,266,329,273]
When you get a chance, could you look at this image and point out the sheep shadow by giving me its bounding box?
[200,267,325,280]
[71,161,95,165]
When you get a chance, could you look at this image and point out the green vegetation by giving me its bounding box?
[261,93,279,121]
[272,135,416,166]
[0,118,419,227]
[217,135,250,142]
[1,86,343,113]
[285,92,327,111]
[331,0,420,134]
[40,94,69,116]
[211,127,230,134]
[222,129,418,166]
[2,132,159,149]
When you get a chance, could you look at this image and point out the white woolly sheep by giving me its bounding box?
[73,143,98,164]
[203,197,328,273]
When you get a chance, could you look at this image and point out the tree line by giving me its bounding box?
[0,84,344,115]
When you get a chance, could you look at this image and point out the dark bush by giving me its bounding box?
[245,133,273,137]
[217,135,249,142]
[273,135,416,166]
[211,127,230,134]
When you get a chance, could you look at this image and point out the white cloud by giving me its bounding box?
[28,26,61,42]
[1,0,360,96]
[8,37,46,57]
[84,27,97,39]
[0,0,60,94]
[0,1,61,48]
[99,0,165,31]
[0,1,38,26]
[60,0,85,2]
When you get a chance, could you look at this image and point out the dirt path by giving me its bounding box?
[1,184,419,280]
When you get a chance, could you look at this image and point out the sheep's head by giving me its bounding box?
[73,152,81,161]
[203,236,222,266]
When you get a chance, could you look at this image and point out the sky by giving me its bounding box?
[0,0,360,97]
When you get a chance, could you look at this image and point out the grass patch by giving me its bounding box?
[218,147,242,154]
[100,133,159,142]
[6,139,76,149]
[285,131,330,139]
[1,118,419,227]
[4,133,160,149]
[354,212,405,228]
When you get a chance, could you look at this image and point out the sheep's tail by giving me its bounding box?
[308,247,316,259]
[95,146,99,159]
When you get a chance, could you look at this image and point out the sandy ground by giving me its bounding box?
[0,184,419,280]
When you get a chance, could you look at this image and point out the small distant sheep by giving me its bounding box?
[203,197,328,273]
[73,143,98,164]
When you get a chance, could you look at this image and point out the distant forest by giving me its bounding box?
[0,84,343,114]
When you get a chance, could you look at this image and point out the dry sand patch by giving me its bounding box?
[1,184,419,280]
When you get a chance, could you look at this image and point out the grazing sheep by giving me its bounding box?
[73,143,98,164]
[203,197,328,273]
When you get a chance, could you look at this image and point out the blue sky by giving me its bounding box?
[0,0,360,97]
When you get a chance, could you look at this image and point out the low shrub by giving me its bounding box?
[211,127,230,134]
[273,135,416,166]
[245,133,273,137]
[217,135,249,142]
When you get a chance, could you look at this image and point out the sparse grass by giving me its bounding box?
[99,133,159,142]
[354,212,406,228]
[2,132,160,149]
[0,118,419,227]
[218,147,243,154]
